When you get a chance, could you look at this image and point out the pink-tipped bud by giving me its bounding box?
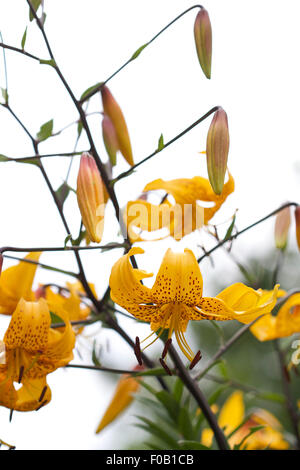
[101,86,134,166]
[274,204,291,250]
[102,113,119,167]
[77,152,106,243]
[294,207,300,251]
[206,108,230,195]
[194,8,212,79]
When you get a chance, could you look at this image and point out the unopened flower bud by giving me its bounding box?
[95,365,143,434]
[102,113,119,167]
[77,152,106,243]
[101,86,134,166]
[206,107,230,195]
[194,8,212,79]
[274,204,291,250]
[294,206,300,251]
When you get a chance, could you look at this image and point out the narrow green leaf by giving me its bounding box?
[17,157,40,166]
[80,82,103,101]
[135,416,179,449]
[130,43,148,60]
[1,88,8,103]
[223,214,236,241]
[64,234,72,248]
[92,340,102,367]
[77,120,83,138]
[0,155,10,162]
[173,378,184,403]
[21,27,27,49]
[156,390,180,423]
[157,133,164,151]
[50,311,64,325]
[29,0,42,21]
[178,407,194,440]
[39,58,56,67]
[37,119,53,142]
[55,181,70,207]
[179,440,210,450]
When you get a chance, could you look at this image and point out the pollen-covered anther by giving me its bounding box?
[38,385,48,403]
[189,350,202,370]
[18,365,24,384]
[161,338,172,359]
[159,358,173,376]
[133,336,143,366]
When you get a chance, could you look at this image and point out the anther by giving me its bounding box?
[133,336,143,366]
[35,400,47,411]
[9,408,14,422]
[189,350,202,370]
[38,386,48,403]
[159,358,173,376]
[18,366,24,384]
[162,338,172,359]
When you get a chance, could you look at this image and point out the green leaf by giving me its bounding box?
[64,234,72,248]
[179,440,210,450]
[173,378,184,403]
[50,311,64,325]
[92,340,102,367]
[135,416,179,449]
[223,214,236,242]
[77,120,83,138]
[80,82,103,101]
[39,58,56,67]
[1,88,8,104]
[55,181,70,207]
[17,157,40,166]
[0,154,10,162]
[155,390,180,423]
[21,27,27,49]
[130,43,148,60]
[178,407,194,440]
[29,0,42,21]
[157,133,164,151]
[37,119,53,142]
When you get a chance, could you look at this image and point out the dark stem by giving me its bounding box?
[168,344,229,450]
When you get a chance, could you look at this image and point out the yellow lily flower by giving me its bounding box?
[109,247,279,363]
[201,391,289,450]
[251,292,300,341]
[125,172,234,242]
[44,281,94,332]
[95,365,143,434]
[0,297,75,411]
[0,252,41,315]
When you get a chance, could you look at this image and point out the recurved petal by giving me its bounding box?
[250,314,277,341]
[109,247,154,310]
[0,252,41,315]
[14,377,51,411]
[192,297,235,321]
[275,293,300,338]
[44,307,76,368]
[4,298,50,351]
[151,248,203,304]
[217,283,280,324]
[218,391,245,435]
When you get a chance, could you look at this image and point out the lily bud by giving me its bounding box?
[102,113,119,167]
[294,207,300,251]
[194,8,212,79]
[274,205,291,250]
[77,152,105,243]
[95,365,143,434]
[101,85,134,166]
[206,107,230,195]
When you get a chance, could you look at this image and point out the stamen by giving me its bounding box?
[189,350,202,370]
[162,338,172,359]
[38,386,48,403]
[134,337,143,366]
[18,366,24,384]
[35,400,47,411]
[159,358,173,376]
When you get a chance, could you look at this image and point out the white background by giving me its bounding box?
[0,0,299,450]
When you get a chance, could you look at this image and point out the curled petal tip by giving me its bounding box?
[206,107,230,195]
[194,8,212,79]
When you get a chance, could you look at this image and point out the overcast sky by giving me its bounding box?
[0,0,299,450]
